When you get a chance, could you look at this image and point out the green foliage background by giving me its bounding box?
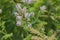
[0,0,60,40]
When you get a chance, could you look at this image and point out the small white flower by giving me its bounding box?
[40,5,46,11]
[30,12,34,16]
[22,7,27,13]
[16,21,22,26]
[0,9,2,14]
[16,16,22,21]
[50,16,55,20]
[28,23,32,27]
[16,3,21,9]
[16,3,22,12]
[14,12,19,16]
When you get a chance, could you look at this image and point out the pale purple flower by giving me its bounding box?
[24,13,31,21]
[23,0,32,4]
[27,0,37,4]
[16,16,22,21]
[27,0,32,4]
[16,21,22,26]
[0,9,2,14]
[22,0,37,4]
[24,13,30,19]
[24,12,34,21]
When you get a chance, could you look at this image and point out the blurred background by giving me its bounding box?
[0,0,60,40]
